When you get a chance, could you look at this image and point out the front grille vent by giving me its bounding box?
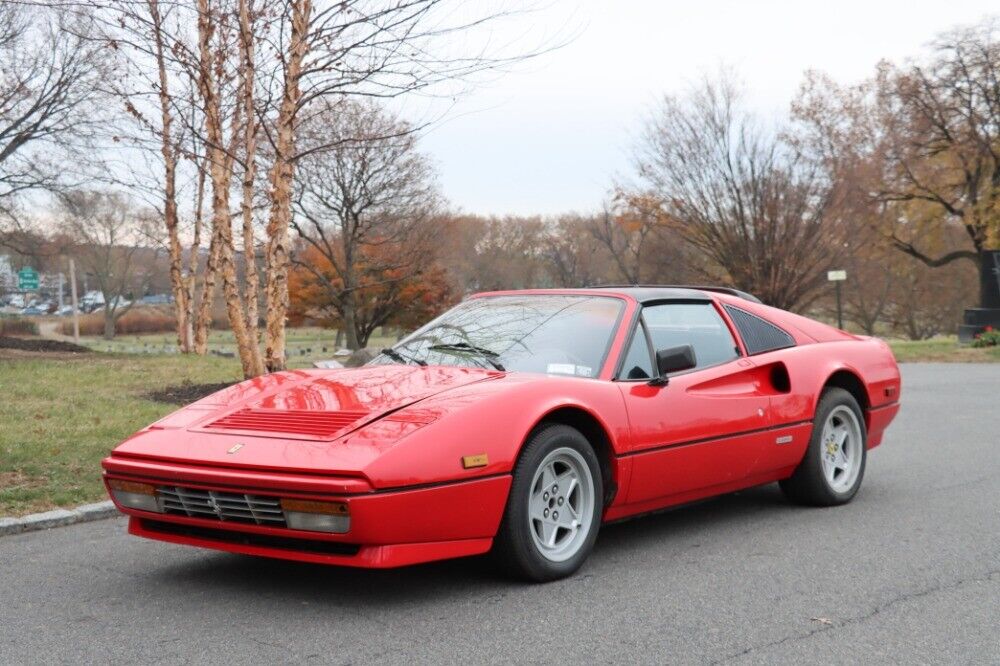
[204,408,369,439]
[157,486,286,526]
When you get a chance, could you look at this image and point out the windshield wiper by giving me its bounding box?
[427,342,506,371]
[380,348,426,366]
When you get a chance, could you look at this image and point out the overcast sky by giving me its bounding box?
[414,0,998,217]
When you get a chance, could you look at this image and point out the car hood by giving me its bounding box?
[109,365,502,477]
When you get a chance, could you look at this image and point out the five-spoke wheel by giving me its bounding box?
[780,387,868,506]
[819,405,863,493]
[493,424,603,581]
[527,447,596,563]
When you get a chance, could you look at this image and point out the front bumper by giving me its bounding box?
[102,455,511,568]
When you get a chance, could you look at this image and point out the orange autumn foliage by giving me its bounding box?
[288,243,454,346]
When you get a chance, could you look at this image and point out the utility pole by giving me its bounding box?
[68,257,80,343]
[835,281,843,330]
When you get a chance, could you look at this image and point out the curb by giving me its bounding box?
[0,501,119,537]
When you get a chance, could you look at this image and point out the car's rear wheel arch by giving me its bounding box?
[822,369,869,417]
[526,406,616,507]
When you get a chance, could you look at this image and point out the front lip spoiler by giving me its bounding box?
[129,515,495,568]
[137,518,362,556]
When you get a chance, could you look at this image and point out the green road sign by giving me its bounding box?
[18,266,39,290]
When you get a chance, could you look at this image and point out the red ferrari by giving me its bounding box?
[103,287,901,581]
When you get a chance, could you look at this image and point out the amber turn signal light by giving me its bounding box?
[108,479,161,513]
[280,499,350,533]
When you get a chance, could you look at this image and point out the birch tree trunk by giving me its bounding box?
[237,0,260,346]
[186,155,208,352]
[263,0,310,372]
[148,0,190,352]
[193,216,220,355]
[196,0,263,377]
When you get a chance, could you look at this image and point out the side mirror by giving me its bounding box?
[650,344,697,385]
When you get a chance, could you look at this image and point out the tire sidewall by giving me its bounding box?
[501,424,604,581]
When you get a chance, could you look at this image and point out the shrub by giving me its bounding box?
[971,326,1000,348]
[0,317,39,336]
[57,304,237,337]
[59,307,177,336]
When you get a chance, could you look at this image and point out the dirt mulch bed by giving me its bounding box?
[144,381,236,405]
[0,335,91,353]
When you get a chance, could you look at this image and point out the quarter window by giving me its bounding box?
[723,305,795,355]
[619,322,654,379]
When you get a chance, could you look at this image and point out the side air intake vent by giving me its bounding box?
[205,408,369,439]
[724,305,795,355]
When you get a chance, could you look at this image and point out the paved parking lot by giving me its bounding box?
[1,364,998,665]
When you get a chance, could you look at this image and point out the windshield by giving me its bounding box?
[371,295,624,377]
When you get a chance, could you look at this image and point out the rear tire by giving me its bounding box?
[780,387,867,506]
[492,424,603,582]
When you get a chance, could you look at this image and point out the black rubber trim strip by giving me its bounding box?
[616,419,814,459]
[139,518,362,556]
[867,400,899,413]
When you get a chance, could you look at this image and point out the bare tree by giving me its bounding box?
[633,74,845,311]
[541,214,613,287]
[257,0,556,371]
[291,100,439,349]
[58,190,157,338]
[0,4,106,229]
[191,0,265,377]
[106,0,198,352]
[872,22,1000,308]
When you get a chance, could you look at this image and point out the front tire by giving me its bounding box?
[780,387,867,506]
[493,424,603,582]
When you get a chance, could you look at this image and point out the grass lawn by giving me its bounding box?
[0,353,244,517]
[887,337,1000,363]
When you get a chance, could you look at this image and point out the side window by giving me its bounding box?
[723,305,795,355]
[619,321,654,379]
[643,302,740,370]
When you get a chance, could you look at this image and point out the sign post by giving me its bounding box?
[68,258,80,343]
[827,270,847,330]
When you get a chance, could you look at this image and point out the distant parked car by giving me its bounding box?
[21,304,48,316]
[140,293,174,305]
[79,290,105,312]
[56,305,76,317]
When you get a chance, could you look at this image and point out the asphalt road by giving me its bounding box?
[2,363,998,665]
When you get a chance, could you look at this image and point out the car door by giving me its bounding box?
[617,301,773,508]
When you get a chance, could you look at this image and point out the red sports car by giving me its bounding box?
[103,287,900,581]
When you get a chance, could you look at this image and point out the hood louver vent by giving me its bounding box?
[204,408,369,439]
